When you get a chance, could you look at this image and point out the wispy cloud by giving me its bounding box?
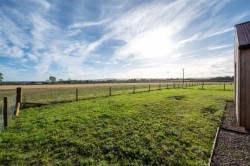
[69,19,109,29]
[207,44,233,51]
[202,27,234,39]
[178,33,201,48]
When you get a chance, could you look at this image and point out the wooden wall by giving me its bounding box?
[240,49,250,129]
[235,31,240,125]
[235,29,250,130]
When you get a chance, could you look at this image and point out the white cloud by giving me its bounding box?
[203,27,234,39]
[31,14,56,50]
[36,0,51,10]
[178,33,201,48]
[69,19,109,29]
[207,44,233,50]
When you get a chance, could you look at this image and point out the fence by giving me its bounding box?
[18,82,233,107]
[0,87,22,130]
[0,100,3,130]
[0,94,17,130]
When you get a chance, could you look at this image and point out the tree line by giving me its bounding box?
[0,73,234,85]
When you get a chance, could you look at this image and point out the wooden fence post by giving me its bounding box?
[4,97,8,128]
[76,89,78,101]
[16,87,22,111]
[109,87,112,96]
[149,84,151,92]
[15,103,20,116]
[133,85,135,94]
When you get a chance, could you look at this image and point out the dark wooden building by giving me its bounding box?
[235,21,250,130]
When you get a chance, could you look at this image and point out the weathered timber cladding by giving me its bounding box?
[235,21,250,130]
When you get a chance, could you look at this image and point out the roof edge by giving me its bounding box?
[235,21,250,27]
[239,44,250,50]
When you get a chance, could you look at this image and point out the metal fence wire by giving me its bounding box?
[0,100,3,130]
[8,94,17,117]
[0,94,16,131]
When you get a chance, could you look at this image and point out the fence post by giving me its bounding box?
[4,97,8,128]
[133,85,135,94]
[16,87,22,111]
[15,103,20,116]
[149,84,151,92]
[76,89,78,101]
[167,84,169,89]
[109,87,112,96]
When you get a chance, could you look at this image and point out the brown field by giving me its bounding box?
[0,82,171,90]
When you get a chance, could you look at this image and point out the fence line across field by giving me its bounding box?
[20,82,233,106]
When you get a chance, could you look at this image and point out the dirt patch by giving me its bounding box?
[210,102,250,166]
[167,95,185,100]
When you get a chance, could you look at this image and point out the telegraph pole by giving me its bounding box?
[182,69,184,84]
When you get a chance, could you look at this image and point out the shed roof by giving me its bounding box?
[235,21,250,49]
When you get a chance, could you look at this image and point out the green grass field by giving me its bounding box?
[0,85,233,165]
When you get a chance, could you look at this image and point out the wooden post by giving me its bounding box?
[16,87,22,110]
[133,85,135,94]
[167,84,169,89]
[202,84,204,90]
[4,97,8,128]
[149,84,151,91]
[15,103,20,116]
[109,87,112,96]
[76,89,78,101]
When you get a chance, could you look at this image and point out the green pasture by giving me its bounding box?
[0,85,234,165]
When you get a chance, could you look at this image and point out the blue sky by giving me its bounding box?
[0,0,249,81]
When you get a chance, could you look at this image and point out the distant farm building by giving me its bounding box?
[235,21,250,130]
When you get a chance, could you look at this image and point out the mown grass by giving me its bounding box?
[0,85,233,165]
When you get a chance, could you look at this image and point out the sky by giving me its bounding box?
[0,0,250,81]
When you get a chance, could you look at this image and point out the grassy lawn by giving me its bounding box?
[0,85,233,165]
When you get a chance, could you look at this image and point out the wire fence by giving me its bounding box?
[0,100,3,130]
[0,94,16,130]
[19,82,234,107]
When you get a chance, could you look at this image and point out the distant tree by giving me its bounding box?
[59,79,63,83]
[0,72,3,82]
[49,76,56,84]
